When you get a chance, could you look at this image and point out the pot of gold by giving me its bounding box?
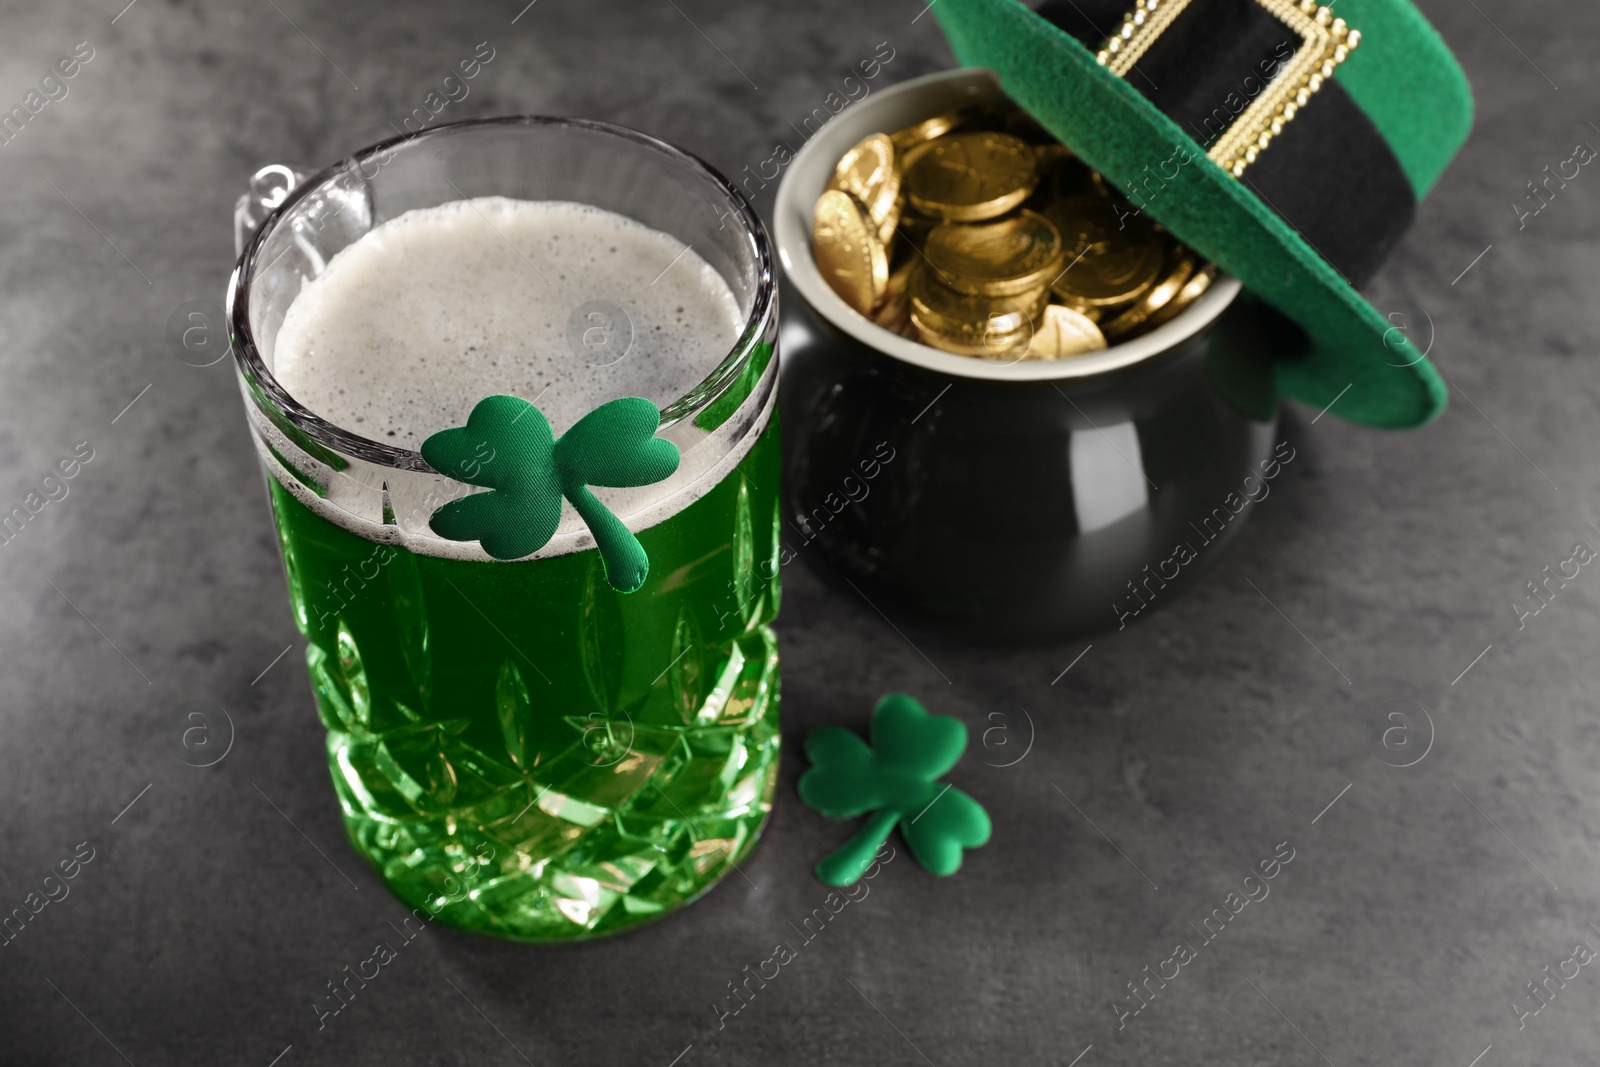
[774,68,1281,643]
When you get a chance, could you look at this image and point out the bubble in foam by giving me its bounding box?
[273,197,744,449]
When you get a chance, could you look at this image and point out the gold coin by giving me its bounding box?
[1061,304,1103,325]
[923,210,1065,297]
[877,191,904,244]
[813,189,888,316]
[905,132,1039,222]
[1025,304,1107,360]
[830,133,901,234]
[909,264,1046,337]
[872,299,910,333]
[1173,262,1216,308]
[1100,251,1196,341]
[890,104,982,153]
[909,263,1047,355]
[871,259,915,331]
[1137,262,1216,336]
[913,321,1033,358]
[1045,196,1165,308]
[883,257,913,301]
[898,138,938,176]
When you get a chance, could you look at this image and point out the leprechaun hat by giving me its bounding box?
[931,0,1473,428]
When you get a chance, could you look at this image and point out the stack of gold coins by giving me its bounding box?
[812,96,1217,362]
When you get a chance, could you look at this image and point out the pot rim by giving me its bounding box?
[773,67,1243,383]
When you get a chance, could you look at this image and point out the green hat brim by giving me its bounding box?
[933,0,1473,428]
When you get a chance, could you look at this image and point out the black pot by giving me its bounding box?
[773,69,1282,643]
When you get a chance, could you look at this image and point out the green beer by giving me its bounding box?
[229,120,781,940]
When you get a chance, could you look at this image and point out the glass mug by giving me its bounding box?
[228,118,781,941]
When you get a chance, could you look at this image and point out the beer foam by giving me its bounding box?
[265,197,769,560]
[274,197,745,446]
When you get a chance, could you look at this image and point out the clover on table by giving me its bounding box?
[798,692,991,886]
[420,394,680,593]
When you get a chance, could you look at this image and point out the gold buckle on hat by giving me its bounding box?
[1096,0,1360,177]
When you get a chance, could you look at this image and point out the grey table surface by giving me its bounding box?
[0,0,1595,1064]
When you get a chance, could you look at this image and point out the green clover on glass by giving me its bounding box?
[420,394,680,593]
[798,693,992,886]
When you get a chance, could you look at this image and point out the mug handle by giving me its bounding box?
[233,163,304,257]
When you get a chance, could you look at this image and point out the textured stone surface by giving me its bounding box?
[0,0,1595,1064]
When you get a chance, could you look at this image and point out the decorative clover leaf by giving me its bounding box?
[421,395,680,592]
[798,692,992,886]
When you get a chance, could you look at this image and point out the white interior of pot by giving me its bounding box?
[773,67,1243,382]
